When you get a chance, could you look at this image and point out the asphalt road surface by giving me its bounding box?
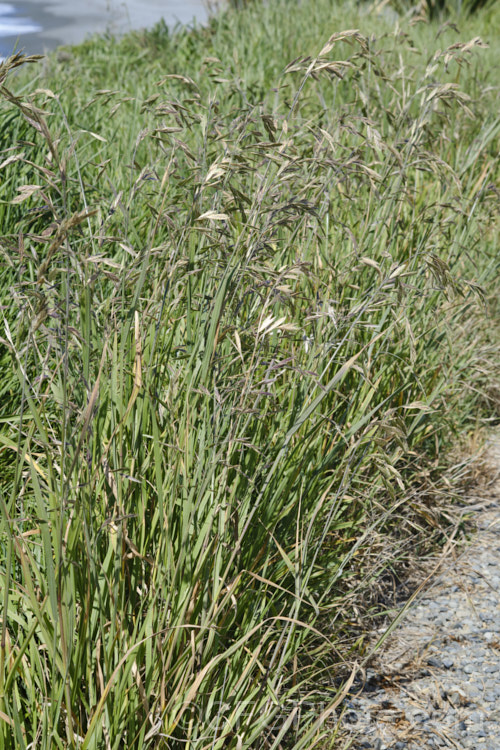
[0,0,209,57]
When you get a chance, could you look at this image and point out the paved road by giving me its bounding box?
[0,0,209,57]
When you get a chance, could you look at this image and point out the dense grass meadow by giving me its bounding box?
[0,0,499,746]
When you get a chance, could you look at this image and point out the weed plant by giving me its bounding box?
[0,0,499,747]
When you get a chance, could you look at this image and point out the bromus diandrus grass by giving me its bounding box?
[0,2,499,747]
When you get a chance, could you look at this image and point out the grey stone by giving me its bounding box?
[339,471,500,749]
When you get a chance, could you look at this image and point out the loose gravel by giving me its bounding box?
[339,439,500,750]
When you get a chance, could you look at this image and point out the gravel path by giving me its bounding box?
[340,438,500,750]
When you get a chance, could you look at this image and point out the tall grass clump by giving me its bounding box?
[0,0,499,746]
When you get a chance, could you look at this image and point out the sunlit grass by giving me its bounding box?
[0,0,499,747]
